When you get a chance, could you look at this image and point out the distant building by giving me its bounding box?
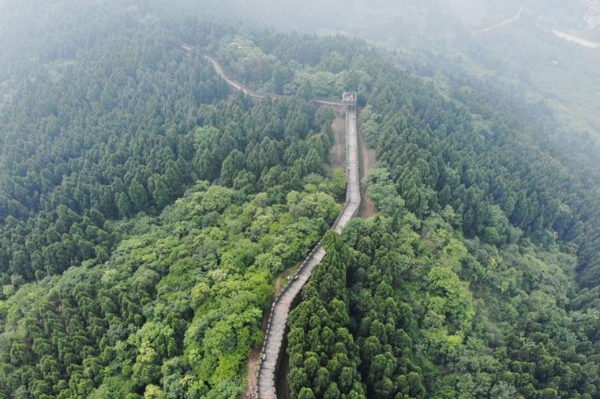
[583,0,600,30]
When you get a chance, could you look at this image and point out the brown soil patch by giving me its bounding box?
[329,115,346,172]
[243,349,260,399]
[358,117,378,219]
[274,264,300,296]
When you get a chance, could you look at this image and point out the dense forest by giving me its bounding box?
[0,4,345,396]
[281,19,600,399]
[1,0,600,398]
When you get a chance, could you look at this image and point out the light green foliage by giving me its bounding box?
[88,376,134,399]
[288,191,341,222]
[217,36,278,85]
[308,71,340,98]
[330,169,347,200]
[423,264,474,357]
[143,384,167,399]
[366,168,405,215]
[0,180,337,397]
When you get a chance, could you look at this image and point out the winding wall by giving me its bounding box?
[202,50,360,399]
[203,54,344,110]
[256,93,360,399]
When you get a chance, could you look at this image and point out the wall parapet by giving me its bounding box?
[255,95,360,399]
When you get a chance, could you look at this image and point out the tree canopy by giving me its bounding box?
[1,2,600,398]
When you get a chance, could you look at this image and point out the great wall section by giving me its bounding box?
[202,50,361,399]
[256,92,360,399]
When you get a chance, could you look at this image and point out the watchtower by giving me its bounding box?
[342,92,357,112]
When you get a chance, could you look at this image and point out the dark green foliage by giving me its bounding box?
[289,207,600,398]
[0,26,230,288]
[3,2,600,399]
[0,8,348,397]
[0,17,346,291]
[287,232,367,399]
[360,69,600,290]
[0,88,340,395]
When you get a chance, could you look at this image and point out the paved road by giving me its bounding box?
[202,51,359,399]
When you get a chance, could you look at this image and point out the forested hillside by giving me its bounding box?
[1,1,600,399]
[289,211,600,398]
[178,0,600,141]
[278,22,600,399]
[0,29,232,285]
[0,4,346,396]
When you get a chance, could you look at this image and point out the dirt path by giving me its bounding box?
[553,30,600,49]
[358,120,378,219]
